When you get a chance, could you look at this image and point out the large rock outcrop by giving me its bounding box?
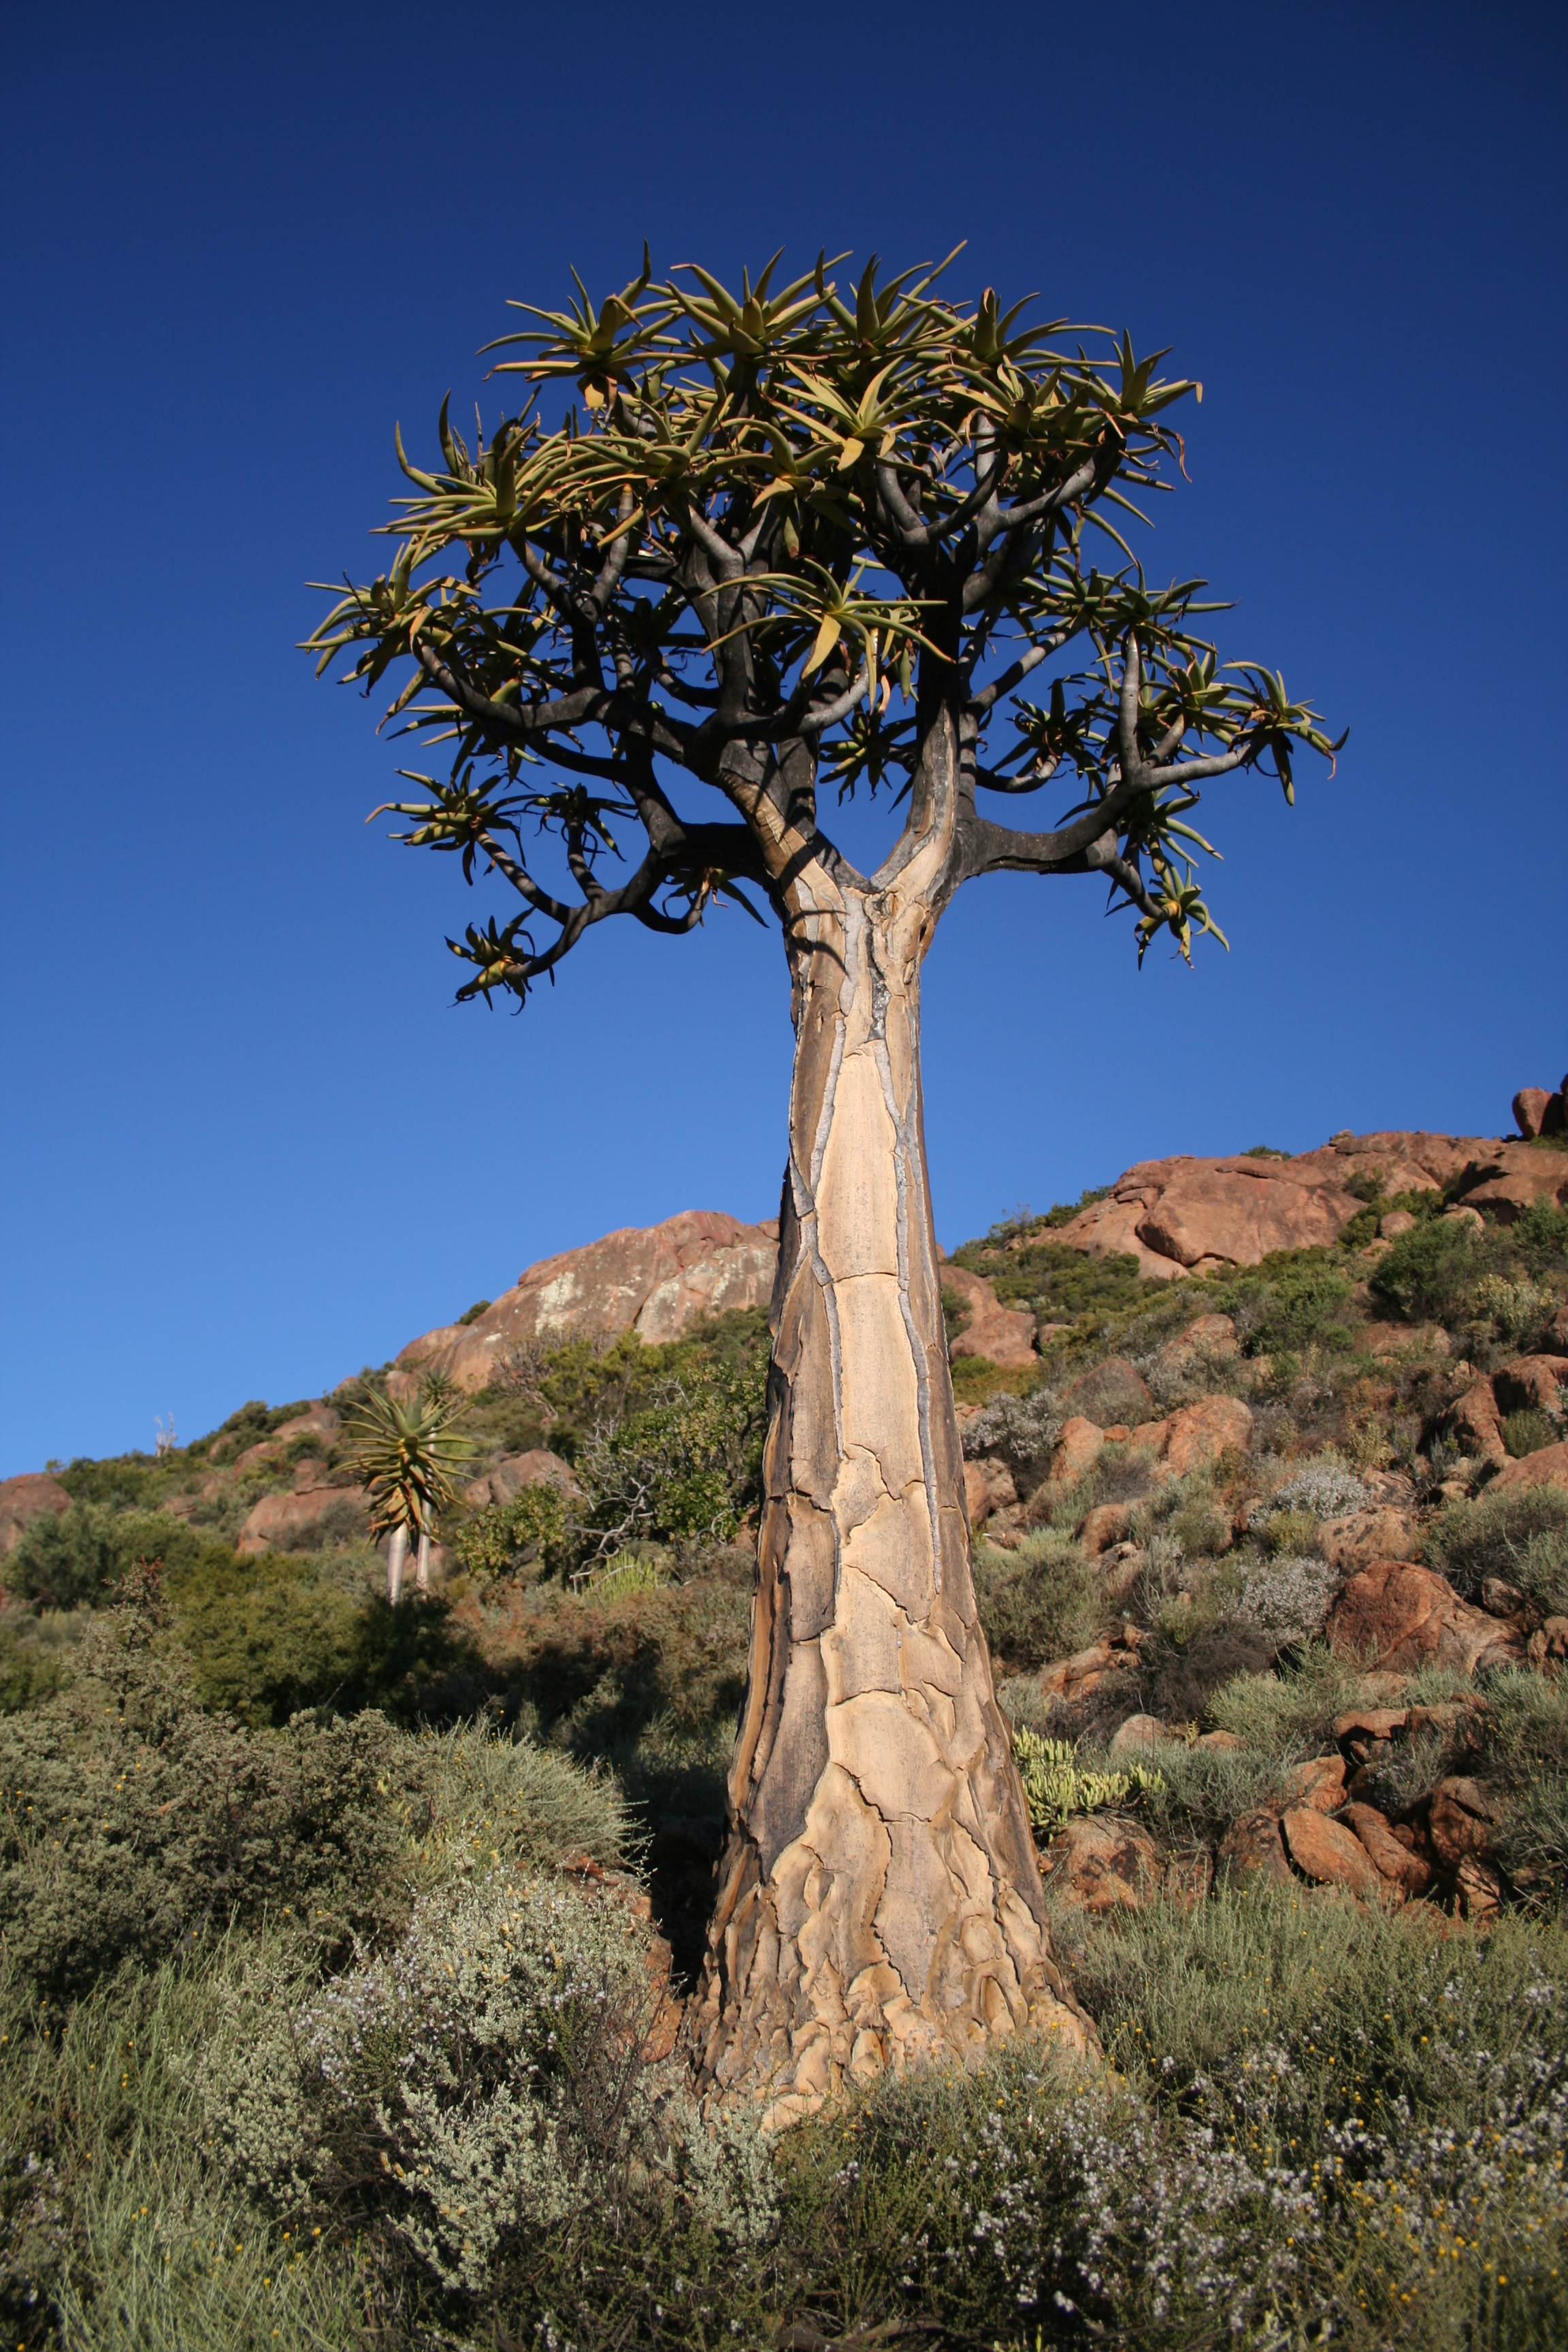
[1051,1130,1568,1280]
[396,1210,779,1395]
[0,1473,74,1558]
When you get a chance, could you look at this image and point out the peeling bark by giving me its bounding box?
[691,762,1092,2117]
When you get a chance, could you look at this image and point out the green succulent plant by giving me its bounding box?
[342,1384,474,1545]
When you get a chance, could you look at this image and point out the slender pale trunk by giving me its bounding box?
[415,1520,432,1596]
[691,835,1091,2118]
[387,1525,408,1607]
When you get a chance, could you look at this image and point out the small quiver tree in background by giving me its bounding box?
[308,249,1340,2114]
[343,1377,474,1605]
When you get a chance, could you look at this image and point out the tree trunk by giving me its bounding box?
[414,1520,432,1597]
[691,871,1091,2119]
[387,1525,407,1608]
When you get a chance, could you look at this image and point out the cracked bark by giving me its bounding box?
[690,767,1092,2117]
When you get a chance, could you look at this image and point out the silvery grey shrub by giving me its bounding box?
[195,1868,774,2300]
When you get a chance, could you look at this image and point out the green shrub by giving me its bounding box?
[1369,1215,1482,1324]
[1,1504,211,1610]
[1261,1503,1318,1556]
[451,1484,567,1582]
[961,1386,1062,1490]
[405,1719,631,1890]
[1134,1739,1290,1843]
[0,1946,373,2351]
[1503,1405,1560,1458]
[950,1233,1158,1322]
[1139,1616,1278,1725]
[1505,1196,1568,1279]
[973,1531,1101,1673]
[940,1281,972,1342]
[1471,1272,1553,1347]
[1244,1252,1356,1353]
[1424,1484,1568,1612]
[163,1548,493,1727]
[1072,1886,1568,2339]
[0,1616,77,1715]
[1164,1494,1232,1558]
[0,1586,418,1998]
[1477,1670,1568,1904]
[457,1298,492,1325]
[1206,1643,1371,1754]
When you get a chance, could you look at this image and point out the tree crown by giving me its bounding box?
[307,248,1341,999]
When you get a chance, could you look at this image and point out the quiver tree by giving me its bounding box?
[308,249,1339,2112]
[344,1380,474,1605]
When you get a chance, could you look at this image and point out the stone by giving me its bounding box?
[1218,1806,1293,1886]
[272,1403,342,1446]
[1444,1205,1486,1233]
[1443,1378,1507,1468]
[1036,1626,1144,1704]
[1514,1088,1554,1141]
[1126,1394,1254,1480]
[1426,1776,1506,1870]
[236,1484,368,1558]
[1318,1509,1419,1574]
[1094,1541,1143,1608]
[1135,1167,1363,1270]
[963,1456,1019,1526]
[1108,1713,1175,1755]
[1048,1416,1106,1486]
[943,1265,1039,1368]
[233,1435,285,1471]
[1453,1141,1568,1224]
[393,1322,470,1373]
[1341,1802,1432,1896]
[1049,1130,1552,1283]
[1492,1355,1568,1416]
[1152,1313,1239,1386]
[1282,1754,1348,1812]
[1281,1806,1384,1898]
[1542,1305,1568,1358]
[1379,1209,1418,1239]
[464,1448,583,1512]
[1060,1356,1155,1428]
[1333,1705,1411,1755]
[1491,1440,1568,1497]
[1360,1321,1450,1358]
[1326,1561,1525,1676]
[395,1209,780,1394]
[0,1472,74,1558]
[1405,1695,1490,1753]
[1078,1501,1134,1556]
[1526,1616,1568,1672]
[1047,1191,1190,1281]
[1040,1814,1160,1915]
[1454,1855,1504,1923]
[1195,1729,1244,1750]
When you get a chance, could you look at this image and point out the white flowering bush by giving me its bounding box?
[1238,1554,1339,1639]
[1260,1458,1369,1523]
[787,1891,1568,2349]
[960,1387,1060,1478]
[195,1867,773,2305]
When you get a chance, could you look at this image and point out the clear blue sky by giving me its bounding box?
[2,1,1563,1477]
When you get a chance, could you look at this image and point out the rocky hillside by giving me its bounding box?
[2,1088,1566,2345]
[391,1208,779,1394]
[2,1104,1565,1574]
